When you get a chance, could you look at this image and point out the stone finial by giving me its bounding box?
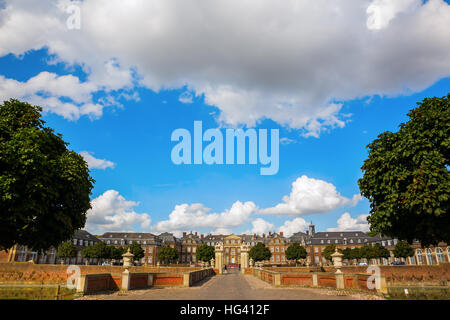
[331,248,344,273]
[122,248,134,268]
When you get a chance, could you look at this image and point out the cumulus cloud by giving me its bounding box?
[153,201,257,235]
[327,212,370,232]
[85,190,151,233]
[80,151,115,170]
[1,0,449,135]
[243,218,275,236]
[366,0,421,30]
[277,218,310,237]
[178,91,194,104]
[280,137,297,145]
[260,175,362,216]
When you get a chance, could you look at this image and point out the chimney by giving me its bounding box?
[183,232,186,237]
[306,230,309,236]
[269,231,272,237]
[309,224,315,236]
[280,232,284,237]
[263,233,265,238]
[253,233,256,239]
[201,234,204,239]
[195,232,197,236]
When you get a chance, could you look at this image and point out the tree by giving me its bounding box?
[359,245,376,263]
[81,245,94,260]
[393,240,415,260]
[109,246,126,261]
[322,244,336,262]
[0,99,95,251]
[56,241,77,263]
[196,244,215,262]
[358,95,450,247]
[128,242,145,262]
[158,246,178,264]
[341,248,353,261]
[285,243,307,265]
[249,243,271,262]
[373,243,391,262]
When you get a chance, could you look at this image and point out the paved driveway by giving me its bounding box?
[78,273,381,300]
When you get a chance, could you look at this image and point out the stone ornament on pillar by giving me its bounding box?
[122,248,134,269]
[210,257,215,269]
[331,248,344,273]
[249,258,254,267]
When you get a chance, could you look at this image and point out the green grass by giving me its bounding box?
[386,286,450,300]
[0,286,77,300]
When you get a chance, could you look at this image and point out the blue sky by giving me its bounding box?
[1,0,449,237]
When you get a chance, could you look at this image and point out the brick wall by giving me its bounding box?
[0,262,201,284]
[153,273,184,286]
[324,263,450,285]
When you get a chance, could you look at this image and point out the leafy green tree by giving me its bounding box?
[341,248,353,261]
[196,244,215,262]
[56,241,77,264]
[128,242,145,262]
[285,243,307,265]
[110,246,126,261]
[393,240,415,260]
[158,245,179,264]
[358,95,450,247]
[349,247,361,264]
[322,244,337,262]
[0,99,94,251]
[249,243,271,262]
[373,243,391,260]
[81,245,94,260]
[359,245,376,263]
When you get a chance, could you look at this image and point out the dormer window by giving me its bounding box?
[110,235,113,238]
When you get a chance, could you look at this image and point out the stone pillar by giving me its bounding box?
[122,248,134,268]
[249,258,254,268]
[121,269,131,290]
[147,274,154,287]
[214,244,224,274]
[210,258,215,269]
[240,244,250,273]
[76,274,88,294]
[335,273,345,290]
[312,273,318,287]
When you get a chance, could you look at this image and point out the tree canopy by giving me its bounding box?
[393,240,415,259]
[158,245,178,264]
[196,244,215,262]
[56,241,77,259]
[249,242,271,262]
[358,94,449,247]
[128,242,145,262]
[322,244,336,261]
[285,243,307,263]
[0,99,94,251]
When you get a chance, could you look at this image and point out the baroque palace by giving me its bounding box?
[2,224,449,267]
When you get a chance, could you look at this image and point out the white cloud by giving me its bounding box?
[178,91,193,104]
[1,0,449,135]
[243,218,275,236]
[260,175,361,216]
[366,0,421,30]
[280,137,297,145]
[80,151,115,170]
[327,212,370,232]
[85,190,151,233]
[153,201,257,235]
[277,218,309,237]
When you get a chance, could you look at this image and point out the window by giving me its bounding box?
[107,240,111,244]
[357,239,361,243]
[409,256,415,265]
[350,239,353,244]
[314,256,319,263]
[270,247,274,252]
[149,247,153,253]
[327,240,330,244]
[281,247,284,253]
[18,247,27,262]
[417,250,423,264]
[282,256,285,261]
[335,240,338,244]
[73,239,77,245]
[436,248,445,263]
[276,247,279,252]
[320,240,324,244]
[276,255,280,262]
[314,247,318,253]
[149,257,152,263]
[193,247,196,253]
[187,247,191,253]
[447,247,450,262]
[426,249,434,265]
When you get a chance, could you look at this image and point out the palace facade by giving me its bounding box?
[3,224,450,266]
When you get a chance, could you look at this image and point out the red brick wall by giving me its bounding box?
[153,274,184,286]
[324,264,450,285]
[0,262,200,284]
[281,274,313,286]
[0,251,10,263]
[318,275,336,288]
[130,273,149,289]
[85,274,121,292]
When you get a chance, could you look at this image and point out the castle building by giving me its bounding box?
[2,223,449,266]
